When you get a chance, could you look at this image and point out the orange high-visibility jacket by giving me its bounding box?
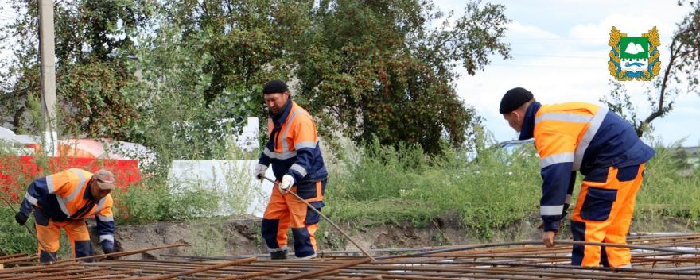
[20,168,115,245]
[519,102,654,231]
[259,100,328,186]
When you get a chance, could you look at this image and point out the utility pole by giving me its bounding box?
[39,0,57,156]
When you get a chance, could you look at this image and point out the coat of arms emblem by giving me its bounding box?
[608,26,661,81]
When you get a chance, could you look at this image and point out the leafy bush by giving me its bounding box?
[0,207,36,255]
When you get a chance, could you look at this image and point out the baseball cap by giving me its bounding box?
[93,169,116,190]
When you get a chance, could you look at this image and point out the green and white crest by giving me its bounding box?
[608,26,661,81]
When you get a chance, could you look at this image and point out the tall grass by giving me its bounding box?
[635,144,700,230]
[325,139,700,239]
[326,139,542,239]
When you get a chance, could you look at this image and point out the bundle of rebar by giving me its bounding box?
[1,233,699,279]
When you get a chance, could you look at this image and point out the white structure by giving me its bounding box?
[166,117,267,217]
[0,126,37,155]
[167,160,274,217]
[233,117,260,152]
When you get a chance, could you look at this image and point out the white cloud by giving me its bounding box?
[568,11,685,48]
[507,21,560,39]
[435,0,700,145]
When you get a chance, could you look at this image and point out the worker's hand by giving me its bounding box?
[254,164,268,182]
[542,231,557,248]
[15,212,28,226]
[279,175,294,194]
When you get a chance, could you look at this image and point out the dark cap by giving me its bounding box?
[500,87,534,114]
[262,80,289,94]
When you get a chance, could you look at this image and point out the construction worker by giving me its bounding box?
[499,87,655,268]
[254,79,328,260]
[14,168,117,263]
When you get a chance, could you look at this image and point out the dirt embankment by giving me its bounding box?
[103,214,535,260]
[103,214,694,260]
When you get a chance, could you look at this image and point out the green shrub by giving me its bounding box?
[0,207,36,255]
[326,138,541,239]
[326,138,700,239]
[636,144,700,229]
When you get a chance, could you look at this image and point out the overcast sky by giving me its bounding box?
[433,0,699,147]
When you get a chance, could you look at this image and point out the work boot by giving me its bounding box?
[612,264,633,271]
[270,250,287,260]
[297,253,317,260]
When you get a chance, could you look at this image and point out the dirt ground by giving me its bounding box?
[95,213,695,260]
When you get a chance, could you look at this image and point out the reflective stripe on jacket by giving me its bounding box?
[519,102,654,230]
[259,100,328,184]
[20,168,115,243]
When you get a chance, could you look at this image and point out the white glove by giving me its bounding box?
[254,164,268,182]
[280,175,294,193]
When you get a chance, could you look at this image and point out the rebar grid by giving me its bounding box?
[0,234,698,279]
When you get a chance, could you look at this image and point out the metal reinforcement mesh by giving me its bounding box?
[2,233,700,279]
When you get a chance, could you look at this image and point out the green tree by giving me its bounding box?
[0,0,153,138]
[1,0,510,160]
[601,2,699,137]
[140,0,510,157]
[126,0,312,162]
[293,0,510,154]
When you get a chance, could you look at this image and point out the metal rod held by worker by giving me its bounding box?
[264,176,375,261]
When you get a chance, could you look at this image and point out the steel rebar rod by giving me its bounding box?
[135,257,255,280]
[55,243,187,264]
[203,267,289,280]
[275,257,373,280]
[0,254,40,265]
[0,253,27,260]
[264,176,375,261]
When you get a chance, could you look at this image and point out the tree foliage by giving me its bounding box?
[294,1,510,154]
[0,0,153,137]
[1,0,510,158]
[125,0,313,161]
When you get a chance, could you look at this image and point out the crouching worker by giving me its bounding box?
[254,79,329,260]
[499,87,654,268]
[14,168,117,263]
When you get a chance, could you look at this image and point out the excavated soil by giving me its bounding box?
[93,213,695,260]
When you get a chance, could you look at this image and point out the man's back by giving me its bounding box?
[534,102,653,174]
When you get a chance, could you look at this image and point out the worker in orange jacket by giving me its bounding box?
[254,79,329,260]
[14,168,117,263]
[499,87,654,268]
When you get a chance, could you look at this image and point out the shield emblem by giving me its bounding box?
[608,26,661,81]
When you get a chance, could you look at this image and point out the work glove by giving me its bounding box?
[279,175,294,194]
[254,164,268,182]
[15,212,28,226]
[101,240,118,260]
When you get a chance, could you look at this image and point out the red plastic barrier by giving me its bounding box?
[0,156,141,203]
